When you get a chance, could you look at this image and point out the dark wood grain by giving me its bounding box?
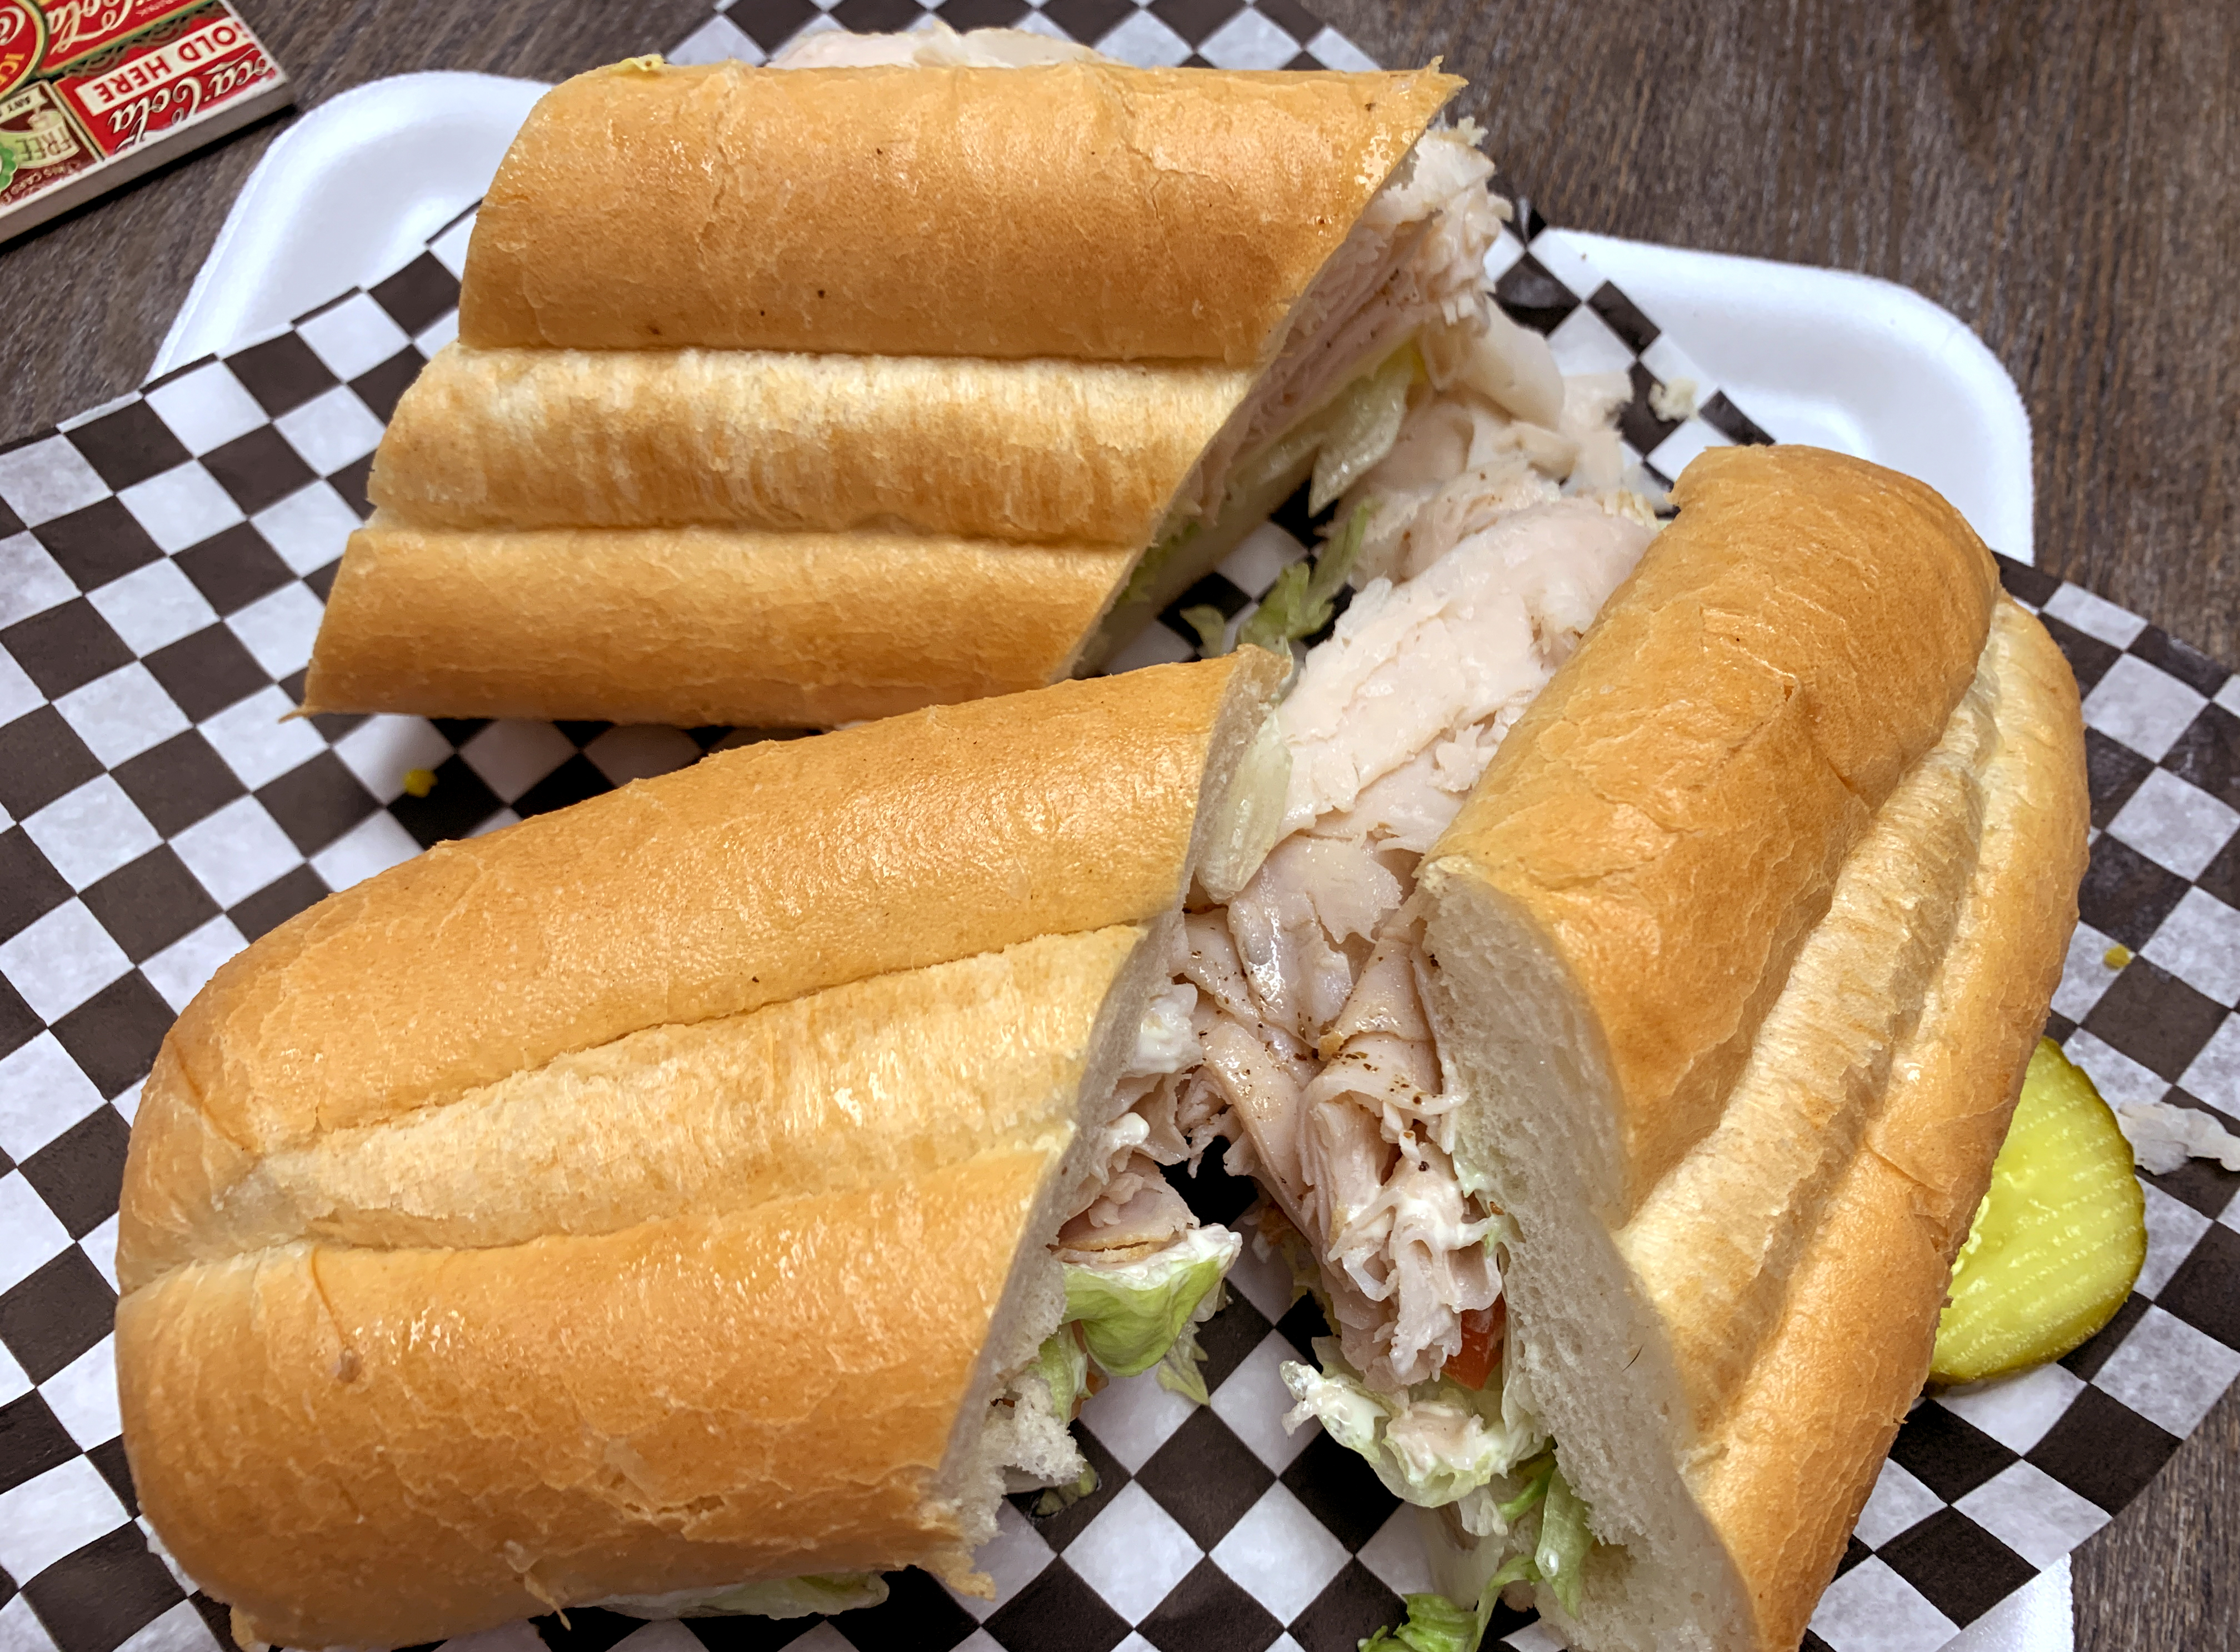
[3,2,2233,1643]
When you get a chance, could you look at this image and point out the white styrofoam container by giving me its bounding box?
[152,72,2036,563]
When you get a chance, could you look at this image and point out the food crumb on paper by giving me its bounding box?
[1648,376,1698,423]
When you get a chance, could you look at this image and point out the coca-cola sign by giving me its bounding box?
[0,0,49,100]
[42,0,196,67]
[55,8,271,153]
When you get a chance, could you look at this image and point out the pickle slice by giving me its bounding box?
[1931,1038,2146,1385]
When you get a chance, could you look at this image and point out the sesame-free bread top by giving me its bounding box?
[298,520,1138,727]
[457,61,1461,362]
[119,928,1146,1648]
[136,652,1281,1214]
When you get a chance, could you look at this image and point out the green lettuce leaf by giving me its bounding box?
[1534,1466,1592,1617]
[1309,345,1419,513]
[1232,501,1371,657]
[1497,1452,1555,1521]
[1178,605,1230,656]
[1035,1325,1089,1421]
[1277,1344,1543,1511]
[1099,336,1422,655]
[596,1573,889,1620]
[1361,1549,1543,1652]
[1361,1591,1480,1652]
[1063,1225,1242,1397]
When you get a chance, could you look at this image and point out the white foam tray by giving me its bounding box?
[153,71,2036,563]
[143,66,2063,1652]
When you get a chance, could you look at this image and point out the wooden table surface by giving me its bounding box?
[4,1,2234,1644]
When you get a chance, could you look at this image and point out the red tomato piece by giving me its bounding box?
[1446,1299,1505,1390]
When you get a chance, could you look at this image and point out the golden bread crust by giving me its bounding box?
[121,1148,1047,1650]
[116,654,1287,1643]
[370,345,1253,547]
[1435,444,2002,1214]
[126,655,1276,1233]
[1692,600,2088,1647]
[125,925,1145,1281]
[458,62,1460,363]
[301,521,1137,727]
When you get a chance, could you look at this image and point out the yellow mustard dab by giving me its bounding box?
[1931,1038,2147,1385]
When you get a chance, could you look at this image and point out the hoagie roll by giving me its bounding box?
[304,33,1638,726]
[117,650,1288,1649]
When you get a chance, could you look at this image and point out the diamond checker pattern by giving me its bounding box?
[1,6,2236,1652]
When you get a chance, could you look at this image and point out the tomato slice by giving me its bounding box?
[1446,1300,1504,1390]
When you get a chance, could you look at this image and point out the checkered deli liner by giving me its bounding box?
[1,6,2233,1652]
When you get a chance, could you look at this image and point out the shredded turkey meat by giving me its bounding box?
[1171,126,1511,533]
[1049,982,1220,1267]
[1167,496,1655,1390]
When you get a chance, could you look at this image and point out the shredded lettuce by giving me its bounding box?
[1361,1469,1589,1652]
[1063,1224,1242,1401]
[1035,1324,1089,1421]
[1497,1451,1554,1521]
[1309,346,1419,513]
[596,1573,889,1620]
[1361,1549,1541,1652]
[1361,1591,1481,1652]
[1279,1340,1544,1522]
[1029,1463,1101,1518]
[1178,605,1230,655]
[1233,502,1371,655]
[1097,338,1422,660]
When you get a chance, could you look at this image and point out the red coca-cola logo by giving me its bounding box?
[0,0,50,101]
[42,0,187,66]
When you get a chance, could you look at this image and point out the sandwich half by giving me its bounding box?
[301,32,1636,727]
[114,649,1287,1650]
[1129,445,2089,1650]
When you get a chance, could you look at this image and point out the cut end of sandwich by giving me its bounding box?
[1414,447,2088,1650]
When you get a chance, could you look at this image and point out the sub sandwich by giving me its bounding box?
[1151,443,2090,1650]
[116,650,1289,1648]
[301,30,1642,728]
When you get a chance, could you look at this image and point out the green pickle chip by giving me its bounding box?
[1931,1038,2146,1385]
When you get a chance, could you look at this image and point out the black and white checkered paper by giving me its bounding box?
[0,6,2232,1652]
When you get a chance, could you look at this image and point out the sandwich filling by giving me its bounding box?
[978,999,1247,1506]
[1133,360,1661,1600]
[1092,116,1621,658]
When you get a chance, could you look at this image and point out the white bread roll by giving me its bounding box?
[115,650,1287,1651]
[1417,447,2088,1650]
[302,58,1472,727]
